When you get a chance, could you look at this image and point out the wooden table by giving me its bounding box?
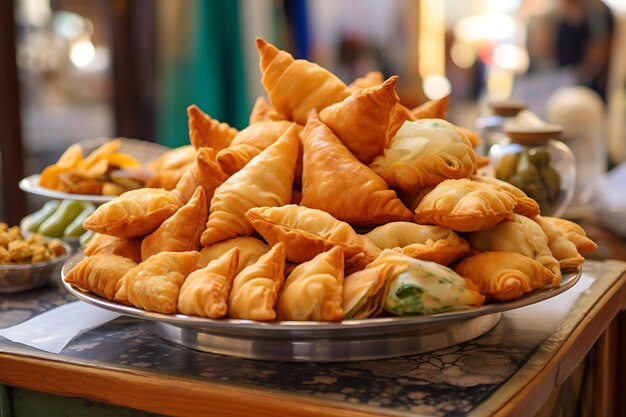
[1,259,625,417]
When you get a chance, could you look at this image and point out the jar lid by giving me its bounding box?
[488,98,528,117]
[502,123,563,143]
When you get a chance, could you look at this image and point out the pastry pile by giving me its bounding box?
[64,38,597,322]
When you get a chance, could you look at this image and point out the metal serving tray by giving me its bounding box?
[61,254,581,361]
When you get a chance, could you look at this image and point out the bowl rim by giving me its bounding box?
[0,240,72,270]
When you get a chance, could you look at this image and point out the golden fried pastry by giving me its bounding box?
[177,248,239,318]
[83,188,182,238]
[366,250,485,315]
[538,216,597,254]
[414,179,517,232]
[458,127,483,149]
[343,263,394,319]
[141,186,208,261]
[245,204,369,263]
[300,111,413,228]
[387,104,416,140]
[465,213,562,284]
[276,246,345,321]
[228,243,285,321]
[172,147,229,205]
[148,145,196,173]
[456,251,556,301]
[114,251,200,313]
[187,104,238,151]
[534,216,585,269]
[365,222,469,265]
[370,119,476,192]
[471,175,540,218]
[216,120,294,174]
[146,164,191,191]
[256,37,351,125]
[411,95,449,120]
[319,76,399,164]
[83,233,142,263]
[198,236,270,272]
[249,96,286,124]
[200,124,299,246]
[348,70,384,91]
[64,254,137,300]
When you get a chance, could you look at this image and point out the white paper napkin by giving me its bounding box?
[0,301,121,353]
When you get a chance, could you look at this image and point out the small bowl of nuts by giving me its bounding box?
[0,224,71,293]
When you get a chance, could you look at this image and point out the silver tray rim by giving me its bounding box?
[61,253,581,337]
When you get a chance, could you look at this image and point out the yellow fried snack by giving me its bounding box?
[228,243,285,321]
[83,188,181,238]
[533,215,585,269]
[200,124,299,246]
[187,104,238,151]
[172,147,230,205]
[472,175,540,218]
[276,246,345,322]
[83,233,142,263]
[348,70,384,91]
[300,111,413,228]
[537,216,597,254]
[342,263,394,319]
[411,95,449,120]
[114,251,200,313]
[370,119,476,192]
[456,251,557,301]
[141,186,208,261]
[365,222,469,265]
[216,120,294,175]
[319,76,399,165]
[198,236,269,273]
[414,179,517,232]
[249,96,286,124]
[256,37,351,125]
[178,248,239,318]
[64,254,137,300]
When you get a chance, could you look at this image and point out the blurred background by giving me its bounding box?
[1,0,625,224]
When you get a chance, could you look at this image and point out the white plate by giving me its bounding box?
[19,175,115,204]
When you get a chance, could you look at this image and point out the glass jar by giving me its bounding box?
[475,99,543,156]
[488,124,576,217]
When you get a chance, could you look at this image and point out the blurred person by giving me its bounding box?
[555,0,615,100]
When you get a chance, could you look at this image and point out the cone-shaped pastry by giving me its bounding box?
[343,263,393,319]
[411,95,449,119]
[370,119,477,192]
[187,105,238,151]
[114,251,200,314]
[256,37,351,125]
[348,70,384,91]
[365,222,469,265]
[64,254,137,300]
[414,179,517,232]
[83,233,142,264]
[172,147,229,205]
[300,111,413,228]
[538,216,597,254]
[228,243,286,321]
[458,127,483,149]
[177,248,239,318]
[216,120,294,175]
[472,175,540,218]
[276,246,345,321]
[319,76,399,164]
[456,251,556,301]
[198,236,270,273]
[465,213,562,285]
[245,204,366,263]
[249,96,286,124]
[201,124,299,246]
[366,250,485,315]
[83,188,182,238]
[141,186,208,261]
[534,215,585,269]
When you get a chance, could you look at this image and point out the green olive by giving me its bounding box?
[528,149,551,167]
[516,151,540,182]
[507,174,526,191]
[524,181,549,202]
[540,167,561,201]
[495,153,519,180]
